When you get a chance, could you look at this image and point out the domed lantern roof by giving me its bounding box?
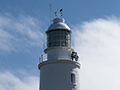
[47,18,71,32]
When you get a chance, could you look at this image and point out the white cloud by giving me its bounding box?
[0,71,39,90]
[0,13,44,52]
[72,16,120,90]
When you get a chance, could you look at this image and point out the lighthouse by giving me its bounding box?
[38,17,81,90]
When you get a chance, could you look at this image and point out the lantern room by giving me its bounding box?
[46,18,72,48]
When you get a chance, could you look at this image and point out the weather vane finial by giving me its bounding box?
[55,9,63,17]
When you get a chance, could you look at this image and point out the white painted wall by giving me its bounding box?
[47,48,73,60]
[39,60,80,90]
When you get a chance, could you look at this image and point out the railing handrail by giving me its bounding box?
[39,54,47,63]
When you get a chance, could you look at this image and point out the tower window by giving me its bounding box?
[71,73,75,84]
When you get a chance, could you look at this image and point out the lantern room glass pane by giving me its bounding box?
[47,29,71,47]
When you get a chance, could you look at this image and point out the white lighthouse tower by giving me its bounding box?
[38,16,81,90]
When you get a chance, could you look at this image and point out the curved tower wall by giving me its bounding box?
[39,60,80,90]
[45,47,72,60]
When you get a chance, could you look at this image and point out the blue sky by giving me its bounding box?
[1,0,120,90]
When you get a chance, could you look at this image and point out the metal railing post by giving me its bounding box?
[39,57,41,63]
[41,55,43,62]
